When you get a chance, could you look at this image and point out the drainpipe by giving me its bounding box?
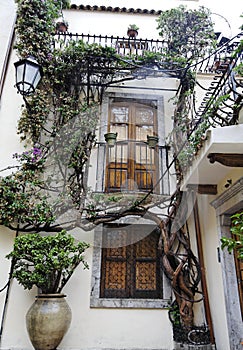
[193,195,215,345]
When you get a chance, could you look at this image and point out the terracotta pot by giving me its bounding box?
[127,29,138,38]
[26,294,72,350]
[56,22,68,33]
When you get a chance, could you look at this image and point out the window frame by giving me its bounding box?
[90,222,171,309]
[105,98,159,193]
[100,224,163,299]
[96,91,169,195]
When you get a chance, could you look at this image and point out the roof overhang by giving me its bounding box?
[181,124,243,193]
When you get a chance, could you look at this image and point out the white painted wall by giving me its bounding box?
[0,1,242,350]
[196,195,231,350]
[68,0,242,37]
[64,9,160,39]
[0,0,16,98]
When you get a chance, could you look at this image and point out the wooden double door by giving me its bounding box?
[105,98,159,193]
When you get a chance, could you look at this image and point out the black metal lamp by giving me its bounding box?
[14,56,43,95]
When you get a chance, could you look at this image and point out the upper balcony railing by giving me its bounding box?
[54,32,168,55]
[53,32,243,74]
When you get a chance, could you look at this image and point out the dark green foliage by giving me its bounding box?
[0,165,55,228]
[157,5,216,63]
[221,212,243,260]
[6,230,89,293]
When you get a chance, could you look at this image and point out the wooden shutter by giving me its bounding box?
[133,232,162,298]
[100,224,162,299]
[101,228,128,298]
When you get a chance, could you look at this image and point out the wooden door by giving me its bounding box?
[105,99,158,192]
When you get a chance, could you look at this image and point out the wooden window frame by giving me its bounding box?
[105,98,159,193]
[90,223,171,309]
[100,224,162,299]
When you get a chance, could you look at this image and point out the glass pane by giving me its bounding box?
[33,71,41,89]
[109,144,128,163]
[136,125,154,140]
[136,107,154,125]
[25,64,39,85]
[16,64,24,83]
[110,124,127,140]
[136,144,153,164]
[111,107,129,123]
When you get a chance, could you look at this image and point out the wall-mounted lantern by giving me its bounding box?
[14,56,43,96]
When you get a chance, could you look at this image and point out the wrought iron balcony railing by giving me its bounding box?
[53,32,243,74]
[95,140,170,196]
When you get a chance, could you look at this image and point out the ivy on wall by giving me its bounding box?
[2,0,241,334]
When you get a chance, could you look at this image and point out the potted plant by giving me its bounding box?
[127,24,139,38]
[56,20,69,33]
[147,134,159,148]
[104,132,118,146]
[6,230,89,350]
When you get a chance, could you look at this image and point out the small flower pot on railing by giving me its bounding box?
[147,135,159,148]
[104,132,118,146]
[56,21,68,33]
[127,24,139,38]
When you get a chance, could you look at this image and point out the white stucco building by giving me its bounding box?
[0,1,242,350]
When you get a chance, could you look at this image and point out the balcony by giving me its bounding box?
[53,32,243,74]
[52,32,243,195]
[180,124,243,193]
[94,140,170,197]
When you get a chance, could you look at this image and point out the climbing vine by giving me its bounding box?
[2,1,240,338]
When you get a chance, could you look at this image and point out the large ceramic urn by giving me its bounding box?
[26,294,72,350]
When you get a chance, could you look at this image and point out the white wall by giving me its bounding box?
[0,2,242,350]
[0,0,16,97]
[66,0,242,37]
[0,227,173,350]
[196,195,230,350]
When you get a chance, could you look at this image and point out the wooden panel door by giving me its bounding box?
[105,99,158,192]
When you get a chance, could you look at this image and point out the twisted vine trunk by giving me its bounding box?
[159,192,201,328]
